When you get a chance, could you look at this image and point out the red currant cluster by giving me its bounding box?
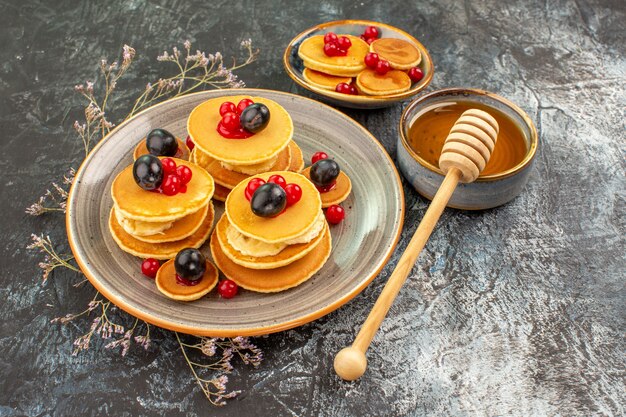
[245,175,303,207]
[323,32,352,57]
[217,99,256,139]
[360,25,380,45]
[310,151,346,225]
[158,158,193,196]
[335,82,358,95]
[364,52,391,75]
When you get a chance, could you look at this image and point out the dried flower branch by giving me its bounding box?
[25,169,75,216]
[27,234,79,281]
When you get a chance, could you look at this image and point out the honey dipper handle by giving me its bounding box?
[334,168,462,381]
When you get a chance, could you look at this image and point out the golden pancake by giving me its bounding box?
[194,143,292,189]
[302,168,352,207]
[214,213,326,269]
[210,224,332,293]
[298,35,369,77]
[156,258,218,301]
[369,38,421,70]
[115,206,174,237]
[111,158,215,222]
[302,68,353,91]
[133,137,190,161]
[213,183,230,202]
[125,203,212,244]
[226,171,322,244]
[222,155,279,175]
[188,96,293,165]
[355,68,412,96]
[288,141,305,172]
[108,205,214,260]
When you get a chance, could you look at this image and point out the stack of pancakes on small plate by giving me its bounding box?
[187,96,304,202]
[210,171,332,293]
[109,158,215,259]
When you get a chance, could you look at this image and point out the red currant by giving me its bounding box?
[185,135,195,150]
[335,82,352,94]
[161,157,177,175]
[336,48,348,56]
[323,42,338,57]
[179,184,187,193]
[324,32,338,44]
[408,67,424,82]
[268,174,287,189]
[176,165,192,185]
[245,178,266,201]
[236,99,254,114]
[284,183,302,206]
[141,258,160,278]
[221,111,241,131]
[311,151,328,164]
[375,59,391,75]
[365,37,376,45]
[162,174,182,196]
[363,26,379,39]
[219,101,237,116]
[364,52,380,69]
[218,279,238,299]
[349,84,358,95]
[337,36,351,50]
[326,205,345,224]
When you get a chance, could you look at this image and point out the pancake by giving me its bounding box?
[222,155,279,175]
[194,144,292,189]
[133,137,190,161]
[302,168,352,207]
[108,204,214,260]
[210,224,332,293]
[188,96,293,165]
[225,171,322,244]
[120,203,212,244]
[115,206,174,237]
[369,38,421,70]
[355,68,412,96]
[213,183,231,202]
[155,258,218,301]
[214,213,326,269]
[298,35,369,77]
[288,141,305,172]
[111,158,215,222]
[302,68,353,91]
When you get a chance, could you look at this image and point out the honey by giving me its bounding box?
[407,101,528,176]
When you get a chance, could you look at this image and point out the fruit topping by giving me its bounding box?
[185,135,195,150]
[251,183,287,217]
[245,178,266,201]
[240,103,270,133]
[364,52,380,69]
[236,98,255,114]
[175,165,193,185]
[326,204,346,224]
[221,111,241,131]
[161,157,177,175]
[363,26,380,40]
[284,183,302,206]
[219,101,237,116]
[323,32,351,56]
[141,258,160,278]
[174,248,206,284]
[311,151,328,164]
[408,67,424,82]
[310,158,340,189]
[267,174,287,189]
[133,154,163,191]
[146,128,178,157]
[161,174,182,196]
[218,279,239,299]
[335,82,356,95]
[375,59,391,75]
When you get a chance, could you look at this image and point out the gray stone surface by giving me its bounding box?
[1,0,624,416]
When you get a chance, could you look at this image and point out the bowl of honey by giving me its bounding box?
[397,88,538,209]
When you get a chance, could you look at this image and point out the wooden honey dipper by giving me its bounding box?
[334,109,499,381]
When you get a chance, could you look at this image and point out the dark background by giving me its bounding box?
[1,0,624,416]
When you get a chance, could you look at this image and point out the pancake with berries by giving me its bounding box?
[298,34,368,77]
[302,68,353,91]
[355,68,412,96]
[369,38,421,70]
[156,248,219,301]
[133,128,191,161]
[301,153,352,207]
[188,96,293,168]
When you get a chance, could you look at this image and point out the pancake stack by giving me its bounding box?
[210,171,332,293]
[187,96,304,202]
[109,158,215,260]
[298,30,424,96]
